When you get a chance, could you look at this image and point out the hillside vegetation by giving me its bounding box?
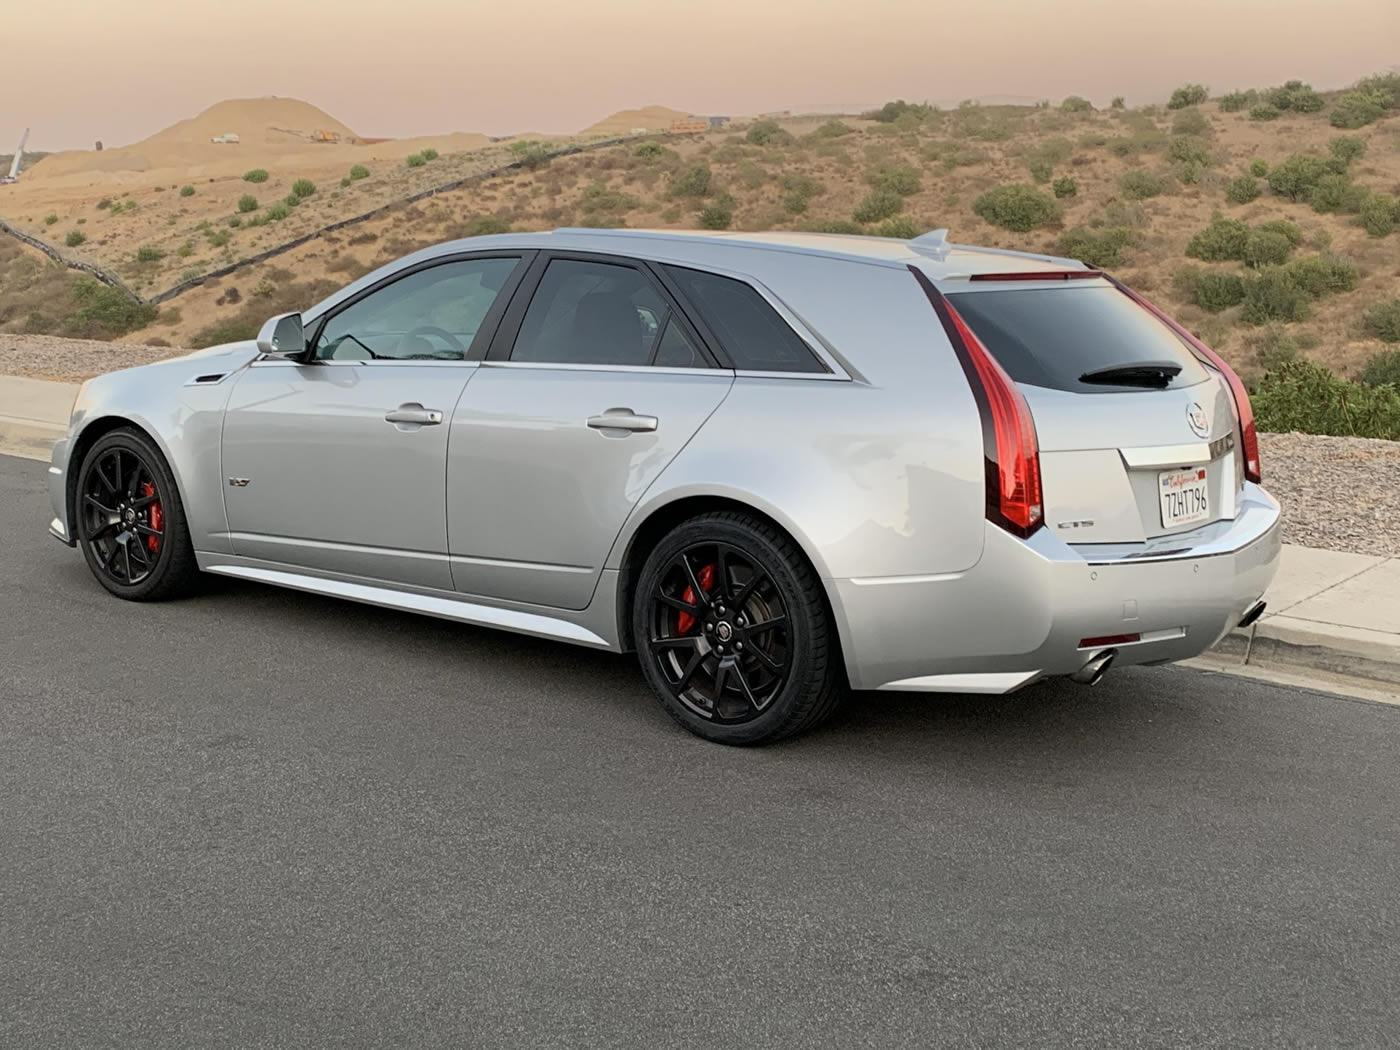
[3,75,1399,414]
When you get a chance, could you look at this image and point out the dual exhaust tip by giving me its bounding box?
[1070,600,1267,687]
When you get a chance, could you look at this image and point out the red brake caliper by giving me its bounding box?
[676,564,715,634]
[141,481,163,554]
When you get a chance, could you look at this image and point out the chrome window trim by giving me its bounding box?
[479,360,732,378]
[250,357,481,369]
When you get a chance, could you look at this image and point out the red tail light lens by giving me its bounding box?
[910,267,1044,538]
[1109,277,1261,484]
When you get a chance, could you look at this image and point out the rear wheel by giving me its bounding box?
[633,512,844,745]
[76,428,200,601]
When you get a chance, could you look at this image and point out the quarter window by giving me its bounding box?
[312,257,519,362]
[663,265,824,373]
[511,259,669,367]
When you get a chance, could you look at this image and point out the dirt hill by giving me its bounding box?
[581,106,698,136]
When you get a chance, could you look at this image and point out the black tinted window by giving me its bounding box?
[512,260,666,366]
[945,285,1210,393]
[664,266,824,373]
[653,318,702,368]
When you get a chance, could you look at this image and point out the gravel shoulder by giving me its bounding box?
[2,333,1396,557]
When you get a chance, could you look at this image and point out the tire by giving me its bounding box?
[75,427,201,601]
[633,511,844,745]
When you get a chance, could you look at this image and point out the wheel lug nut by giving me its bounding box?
[736,642,744,651]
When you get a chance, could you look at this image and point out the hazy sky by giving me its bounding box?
[4,0,1398,151]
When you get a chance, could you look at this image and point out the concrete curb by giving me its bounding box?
[1214,617,1400,689]
[0,416,63,461]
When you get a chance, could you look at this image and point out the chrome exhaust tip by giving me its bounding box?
[1071,648,1117,686]
[1238,600,1267,630]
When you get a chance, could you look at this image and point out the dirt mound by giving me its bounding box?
[580,105,695,136]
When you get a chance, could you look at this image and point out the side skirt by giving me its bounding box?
[197,553,621,650]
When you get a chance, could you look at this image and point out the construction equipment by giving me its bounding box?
[1,128,29,184]
[311,129,340,143]
[210,133,241,144]
[669,118,710,134]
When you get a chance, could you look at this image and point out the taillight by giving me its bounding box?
[1108,276,1261,484]
[909,266,1044,538]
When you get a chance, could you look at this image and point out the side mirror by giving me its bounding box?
[256,312,306,358]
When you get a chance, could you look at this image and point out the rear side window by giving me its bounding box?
[663,266,825,373]
[945,285,1210,393]
[512,259,668,366]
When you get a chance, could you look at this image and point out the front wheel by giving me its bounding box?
[75,428,200,601]
[633,512,844,745]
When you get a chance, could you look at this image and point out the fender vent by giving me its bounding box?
[189,372,228,385]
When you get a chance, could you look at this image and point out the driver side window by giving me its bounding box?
[313,256,520,362]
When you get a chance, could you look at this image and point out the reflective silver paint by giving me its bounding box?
[50,228,1281,694]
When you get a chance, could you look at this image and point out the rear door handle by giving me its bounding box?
[587,408,658,433]
[384,403,443,426]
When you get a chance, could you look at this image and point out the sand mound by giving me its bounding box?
[29,97,362,180]
[580,105,695,136]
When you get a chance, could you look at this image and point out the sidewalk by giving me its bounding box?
[1,373,1396,700]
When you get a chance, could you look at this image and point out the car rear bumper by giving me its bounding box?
[830,484,1282,692]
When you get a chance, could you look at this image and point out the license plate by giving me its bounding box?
[1159,467,1210,528]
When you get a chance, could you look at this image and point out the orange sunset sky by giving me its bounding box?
[3,0,1398,151]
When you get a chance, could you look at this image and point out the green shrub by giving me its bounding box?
[96,198,111,210]
[1306,173,1362,214]
[972,184,1062,231]
[65,277,158,339]
[176,240,195,258]
[420,148,438,161]
[853,188,904,223]
[1060,95,1093,113]
[1220,89,1258,112]
[451,214,512,237]
[807,119,853,139]
[1174,266,1246,311]
[1055,226,1135,267]
[1267,153,1331,200]
[291,178,316,199]
[1225,174,1260,204]
[349,163,370,180]
[205,229,230,248]
[1244,228,1295,267]
[1052,176,1077,198]
[178,184,195,197]
[1264,80,1324,112]
[243,168,269,183]
[1255,219,1302,246]
[1103,200,1150,228]
[1358,192,1397,237]
[237,193,259,214]
[780,173,825,214]
[1361,348,1400,384]
[1249,103,1281,122]
[630,141,663,158]
[1355,72,1400,107]
[1328,135,1366,165]
[745,119,790,146]
[1329,90,1387,129]
[1248,158,1269,178]
[1110,96,1125,109]
[868,100,935,123]
[1282,254,1358,297]
[265,202,291,222]
[872,217,922,239]
[134,244,164,263]
[1168,84,1209,109]
[801,219,864,235]
[1252,359,1400,440]
[578,181,639,215]
[697,194,734,230]
[227,216,242,228]
[1077,132,1108,148]
[1119,169,1166,199]
[43,213,58,225]
[508,141,552,169]
[1171,109,1210,137]
[670,164,712,198]
[64,230,85,247]
[1365,300,1400,343]
[866,163,921,196]
[405,152,426,168]
[1168,135,1210,166]
[1028,158,1053,183]
[1241,268,1311,324]
[283,192,302,208]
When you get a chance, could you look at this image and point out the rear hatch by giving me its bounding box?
[945,279,1244,545]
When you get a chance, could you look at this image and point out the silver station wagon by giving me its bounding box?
[48,229,1281,744]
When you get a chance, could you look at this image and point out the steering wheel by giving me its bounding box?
[404,325,465,354]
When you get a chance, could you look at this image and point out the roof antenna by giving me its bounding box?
[909,228,950,259]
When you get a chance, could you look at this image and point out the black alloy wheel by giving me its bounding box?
[634,512,844,745]
[75,428,200,601]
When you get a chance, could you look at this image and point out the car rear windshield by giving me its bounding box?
[944,284,1211,393]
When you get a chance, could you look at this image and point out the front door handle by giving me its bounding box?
[587,408,658,433]
[385,403,443,426]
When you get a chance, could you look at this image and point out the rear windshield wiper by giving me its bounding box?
[1079,361,1182,388]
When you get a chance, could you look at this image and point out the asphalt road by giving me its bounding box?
[2,452,1397,1049]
